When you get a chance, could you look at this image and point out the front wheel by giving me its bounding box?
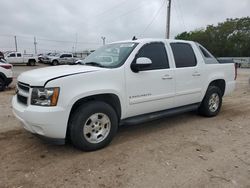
[198,86,222,117]
[69,101,118,151]
[52,60,58,66]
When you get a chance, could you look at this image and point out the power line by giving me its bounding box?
[0,34,101,45]
[172,2,183,31]
[86,1,150,29]
[176,0,186,31]
[141,0,166,36]
[37,37,100,44]
[93,0,128,18]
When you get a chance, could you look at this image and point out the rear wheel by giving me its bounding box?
[198,86,222,117]
[69,101,118,151]
[0,77,5,91]
[29,60,36,66]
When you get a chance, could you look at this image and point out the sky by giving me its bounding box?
[0,0,249,53]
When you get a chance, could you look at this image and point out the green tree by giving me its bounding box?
[175,17,250,57]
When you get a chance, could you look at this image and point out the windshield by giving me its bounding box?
[81,42,138,68]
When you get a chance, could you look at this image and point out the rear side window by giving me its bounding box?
[136,42,169,70]
[199,46,212,58]
[170,43,197,68]
[17,53,22,57]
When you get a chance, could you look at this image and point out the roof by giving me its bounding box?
[111,38,192,44]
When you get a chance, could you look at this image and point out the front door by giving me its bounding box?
[7,52,16,64]
[125,42,175,117]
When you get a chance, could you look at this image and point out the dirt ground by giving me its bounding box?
[0,66,250,188]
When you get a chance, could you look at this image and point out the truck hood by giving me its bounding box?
[18,65,105,86]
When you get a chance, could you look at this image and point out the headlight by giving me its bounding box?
[31,87,60,106]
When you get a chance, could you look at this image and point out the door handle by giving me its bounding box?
[162,75,173,80]
[192,72,201,77]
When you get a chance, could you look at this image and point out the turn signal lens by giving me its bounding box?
[51,88,60,106]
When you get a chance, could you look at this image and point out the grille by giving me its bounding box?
[17,94,28,105]
[18,82,30,92]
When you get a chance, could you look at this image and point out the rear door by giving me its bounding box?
[67,54,74,64]
[125,42,175,117]
[170,42,204,107]
[16,53,23,64]
[59,54,67,64]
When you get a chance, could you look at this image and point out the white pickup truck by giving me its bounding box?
[12,39,236,151]
[5,52,37,66]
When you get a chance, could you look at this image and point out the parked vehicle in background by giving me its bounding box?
[0,59,13,91]
[0,51,4,59]
[12,39,236,151]
[38,53,59,64]
[72,55,113,65]
[47,53,77,66]
[5,52,37,66]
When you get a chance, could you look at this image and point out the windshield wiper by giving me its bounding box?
[84,62,104,67]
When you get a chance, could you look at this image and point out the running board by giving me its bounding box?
[120,103,200,125]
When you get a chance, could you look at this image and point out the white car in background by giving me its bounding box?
[0,59,13,91]
[5,52,37,66]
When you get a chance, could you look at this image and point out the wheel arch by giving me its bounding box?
[28,58,36,62]
[207,79,226,96]
[66,93,122,139]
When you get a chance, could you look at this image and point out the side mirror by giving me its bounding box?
[131,57,152,73]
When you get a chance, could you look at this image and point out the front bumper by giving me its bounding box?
[42,60,52,64]
[12,95,69,142]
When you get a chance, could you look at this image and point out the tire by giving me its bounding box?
[0,77,5,91]
[29,60,36,66]
[69,101,118,151]
[52,60,58,66]
[198,86,222,117]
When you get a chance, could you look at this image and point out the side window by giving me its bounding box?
[17,53,22,57]
[170,43,197,68]
[199,46,212,58]
[136,42,169,70]
[60,54,66,58]
[9,53,16,57]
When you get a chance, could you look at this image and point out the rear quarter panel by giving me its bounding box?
[201,63,235,97]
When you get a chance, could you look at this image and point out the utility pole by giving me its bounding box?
[14,36,18,52]
[75,33,78,53]
[101,36,106,46]
[166,0,172,39]
[34,36,37,54]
